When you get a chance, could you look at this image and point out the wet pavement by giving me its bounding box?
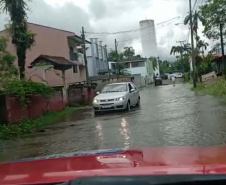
[1,84,226,162]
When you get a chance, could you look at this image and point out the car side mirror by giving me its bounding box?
[96,92,100,95]
[130,89,136,93]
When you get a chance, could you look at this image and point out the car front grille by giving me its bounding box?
[100,103,114,106]
[100,99,114,102]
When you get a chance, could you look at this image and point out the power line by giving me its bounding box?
[201,0,205,6]
[85,16,180,36]
[193,0,199,11]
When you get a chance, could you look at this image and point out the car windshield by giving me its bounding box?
[1,0,226,185]
[102,84,127,93]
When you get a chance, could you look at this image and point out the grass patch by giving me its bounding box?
[0,107,77,140]
[192,79,226,97]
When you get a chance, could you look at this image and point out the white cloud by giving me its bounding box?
[0,0,208,60]
[43,0,90,11]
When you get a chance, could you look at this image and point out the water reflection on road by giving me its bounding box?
[1,84,226,162]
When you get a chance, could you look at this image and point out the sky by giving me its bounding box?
[0,0,209,61]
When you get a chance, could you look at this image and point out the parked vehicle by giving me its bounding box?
[173,72,183,78]
[161,74,168,80]
[155,77,163,86]
[93,82,140,114]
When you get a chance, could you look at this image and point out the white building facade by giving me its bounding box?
[109,56,154,86]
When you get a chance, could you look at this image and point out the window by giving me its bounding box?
[73,65,78,73]
[70,46,73,52]
[131,62,145,68]
[128,83,133,91]
[111,63,116,69]
[102,84,127,93]
[131,83,137,90]
[131,62,139,68]
[138,62,145,67]
[125,63,130,68]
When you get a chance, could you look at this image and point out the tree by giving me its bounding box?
[0,37,18,89]
[108,50,128,75]
[158,60,171,74]
[170,45,192,80]
[123,46,135,59]
[0,0,35,79]
[196,36,209,55]
[170,46,184,55]
[149,57,157,70]
[184,11,205,35]
[200,0,226,40]
[196,54,215,81]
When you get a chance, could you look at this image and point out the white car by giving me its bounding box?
[173,72,183,78]
[93,82,140,115]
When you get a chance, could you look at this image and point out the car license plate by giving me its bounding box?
[102,105,112,109]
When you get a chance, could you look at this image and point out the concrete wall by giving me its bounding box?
[94,77,132,92]
[0,23,86,86]
[0,87,96,124]
[126,66,147,77]
[0,91,64,124]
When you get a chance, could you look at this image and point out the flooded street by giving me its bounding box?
[1,84,226,162]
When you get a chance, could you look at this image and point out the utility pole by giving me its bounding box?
[189,0,196,88]
[115,39,118,54]
[177,40,186,82]
[82,27,89,84]
[220,23,225,74]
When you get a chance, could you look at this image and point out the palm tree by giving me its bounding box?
[108,50,128,76]
[170,45,191,80]
[0,0,35,79]
[170,46,184,55]
[184,11,205,35]
[196,36,209,55]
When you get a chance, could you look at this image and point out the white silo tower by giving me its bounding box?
[139,20,158,58]
[139,19,160,76]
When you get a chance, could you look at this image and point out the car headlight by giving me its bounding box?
[115,97,126,101]
[93,99,99,104]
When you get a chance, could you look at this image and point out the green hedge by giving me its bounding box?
[2,80,54,106]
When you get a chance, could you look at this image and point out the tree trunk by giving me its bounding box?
[17,49,26,79]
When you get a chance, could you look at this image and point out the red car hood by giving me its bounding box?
[1,146,226,185]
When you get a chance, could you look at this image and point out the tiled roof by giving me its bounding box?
[32,55,83,66]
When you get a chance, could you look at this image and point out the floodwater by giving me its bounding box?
[1,84,226,162]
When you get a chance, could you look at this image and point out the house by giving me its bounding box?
[0,23,88,86]
[109,56,154,86]
[122,56,149,77]
[86,38,109,77]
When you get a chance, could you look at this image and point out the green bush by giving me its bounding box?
[194,79,226,97]
[2,80,54,105]
[0,107,75,140]
[209,79,226,96]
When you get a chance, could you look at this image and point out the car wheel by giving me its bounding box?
[126,101,131,111]
[94,111,100,116]
[136,97,140,107]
